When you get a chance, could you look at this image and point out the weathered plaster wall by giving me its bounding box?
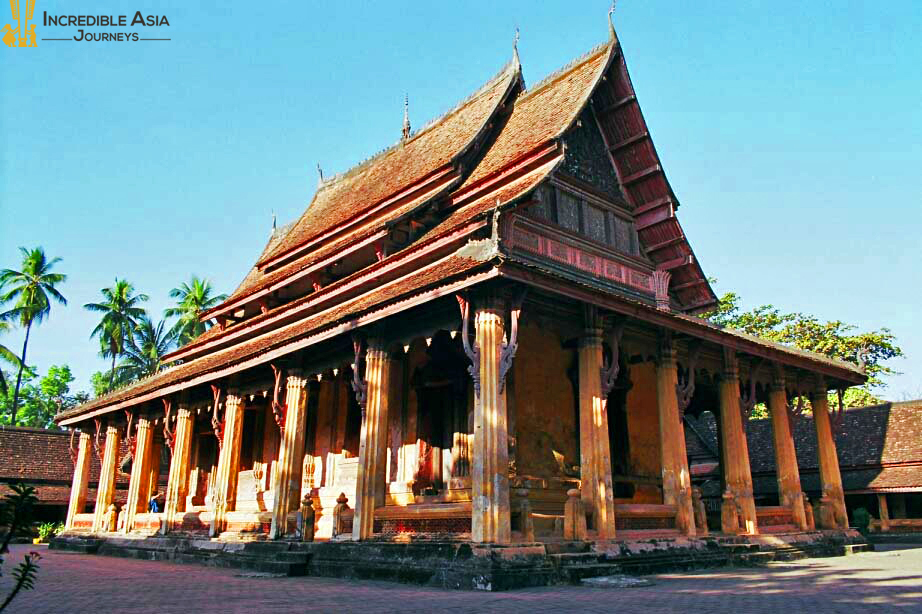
[512,321,578,479]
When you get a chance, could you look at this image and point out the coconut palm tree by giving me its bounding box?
[0,316,24,396]
[116,316,175,382]
[164,276,227,346]
[84,279,149,393]
[0,247,67,424]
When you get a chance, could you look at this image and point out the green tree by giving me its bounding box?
[0,247,67,425]
[701,289,903,407]
[0,365,77,429]
[164,276,226,346]
[116,316,175,381]
[84,280,148,393]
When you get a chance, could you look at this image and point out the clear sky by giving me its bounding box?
[1,1,920,400]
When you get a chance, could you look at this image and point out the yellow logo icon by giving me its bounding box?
[2,0,37,47]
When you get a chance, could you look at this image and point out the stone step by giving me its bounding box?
[718,543,760,553]
[561,563,623,583]
[736,552,776,566]
[544,541,591,555]
[549,552,604,566]
[842,543,873,555]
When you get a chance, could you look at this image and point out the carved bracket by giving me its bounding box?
[68,428,78,467]
[676,343,700,414]
[162,398,175,454]
[498,289,527,394]
[94,418,104,462]
[270,363,288,432]
[124,410,137,457]
[652,269,672,311]
[456,294,481,398]
[832,389,846,433]
[351,334,368,417]
[210,384,224,451]
[600,319,626,397]
[739,359,762,421]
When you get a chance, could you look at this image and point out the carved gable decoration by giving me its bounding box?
[561,109,623,202]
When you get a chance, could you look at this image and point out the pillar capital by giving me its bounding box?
[722,347,740,381]
[770,364,786,392]
[656,329,676,366]
[810,375,828,401]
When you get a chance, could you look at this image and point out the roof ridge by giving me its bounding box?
[518,40,612,104]
[314,57,521,194]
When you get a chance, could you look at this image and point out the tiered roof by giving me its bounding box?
[58,28,864,426]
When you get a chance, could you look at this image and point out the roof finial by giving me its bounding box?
[402,93,411,141]
[513,26,520,64]
[271,210,277,233]
[608,1,618,42]
[316,163,324,186]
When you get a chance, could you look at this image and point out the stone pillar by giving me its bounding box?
[718,349,758,534]
[811,387,848,529]
[162,407,194,534]
[65,431,92,530]
[209,392,245,537]
[577,311,616,540]
[767,369,807,530]
[353,340,393,540]
[93,426,120,531]
[655,332,695,536]
[878,494,890,532]
[122,417,154,533]
[269,370,309,539]
[471,296,512,544]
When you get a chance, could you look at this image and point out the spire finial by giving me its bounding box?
[316,163,324,186]
[608,1,618,41]
[513,26,520,64]
[271,210,277,233]
[402,93,411,140]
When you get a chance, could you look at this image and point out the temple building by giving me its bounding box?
[54,16,870,586]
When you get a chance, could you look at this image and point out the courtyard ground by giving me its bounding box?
[1,542,920,613]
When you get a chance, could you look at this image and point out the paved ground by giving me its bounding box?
[1,543,921,613]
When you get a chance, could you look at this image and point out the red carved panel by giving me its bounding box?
[616,515,676,531]
[511,222,654,295]
[374,516,472,536]
[756,509,795,527]
[72,517,94,530]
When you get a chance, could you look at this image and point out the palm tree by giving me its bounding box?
[164,276,227,346]
[84,279,149,393]
[0,247,67,424]
[0,316,24,396]
[117,316,175,381]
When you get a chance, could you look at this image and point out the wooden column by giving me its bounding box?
[269,370,309,539]
[353,340,393,540]
[162,407,194,534]
[122,417,154,533]
[719,349,758,534]
[655,332,695,536]
[471,296,512,544]
[209,392,245,537]
[878,494,890,532]
[767,369,807,530]
[578,309,616,539]
[93,426,120,531]
[811,384,848,528]
[65,431,92,530]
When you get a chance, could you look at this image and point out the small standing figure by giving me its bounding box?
[149,491,165,513]
[721,489,739,535]
[105,504,119,533]
[802,493,816,531]
[692,487,709,536]
[297,494,316,542]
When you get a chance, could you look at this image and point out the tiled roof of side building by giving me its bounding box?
[0,425,130,486]
[692,403,922,492]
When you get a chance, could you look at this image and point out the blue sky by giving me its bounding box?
[1,1,920,399]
